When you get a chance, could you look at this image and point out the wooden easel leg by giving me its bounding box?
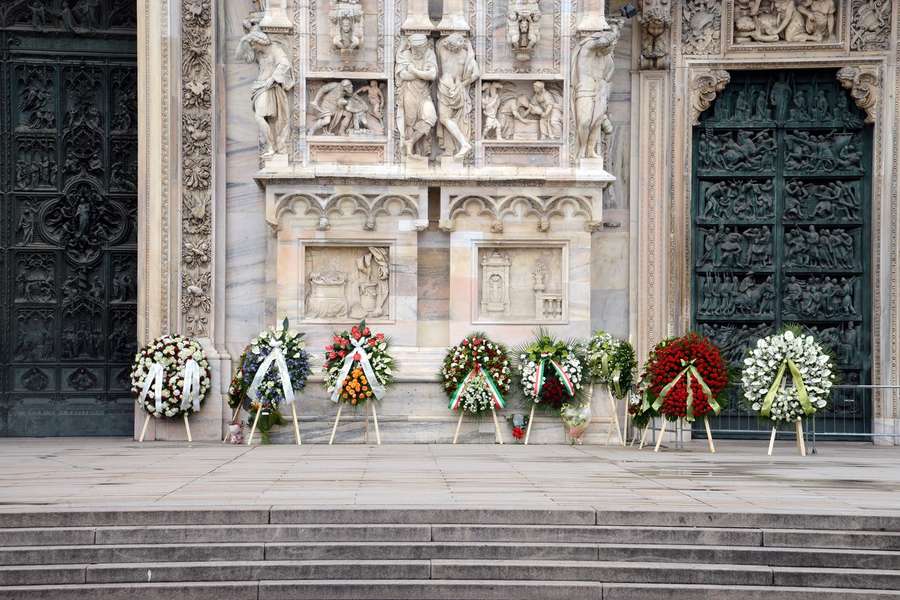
[223,405,241,443]
[183,414,193,443]
[768,426,777,456]
[524,404,536,445]
[491,405,503,445]
[138,413,151,443]
[703,416,715,453]
[452,410,464,444]
[290,403,301,446]
[364,402,370,444]
[246,409,261,446]
[638,425,649,449]
[371,401,381,446]
[329,404,343,445]
[795,419,806,457]
[608,389,624,446]
[654,418,667,453]
[623,408,630,446]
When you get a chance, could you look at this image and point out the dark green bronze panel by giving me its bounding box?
[691,70,872,439]
[1,1,137,436]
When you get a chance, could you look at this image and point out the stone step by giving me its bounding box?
[0,581,258,600]
[4,541,897,570]
[431,524,764,545]
[0,509,269,529]
[766,529,900,551]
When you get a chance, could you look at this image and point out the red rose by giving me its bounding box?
[363,327,370,336]
[338,350,346,358]
[376,333,384,340]
[512,426,525,440]
[353,353,361,361]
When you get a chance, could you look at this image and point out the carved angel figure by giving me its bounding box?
[436,33,480,159]
[395,34,438,159]
[571,27,618,160]
[235,19,295,156]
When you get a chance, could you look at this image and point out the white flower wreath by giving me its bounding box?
[518,346,584,406]
[131,334,211,418]
[742,330,835,423]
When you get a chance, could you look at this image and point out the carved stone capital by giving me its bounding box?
[690,69,730,125]
[639,0,671,70]
[836,65,880,124]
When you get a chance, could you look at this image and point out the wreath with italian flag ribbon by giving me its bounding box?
[323,320,395,406]
[516,331,585,411]
[441,334,511,415]
[636,333,729,423]
[742,328,834,423]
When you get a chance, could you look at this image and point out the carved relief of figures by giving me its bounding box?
[734,0,838,45]
[697,129,776,172]
[14,310,55,362]
[436,33,480,159]
[849,0,890,50]
[44,181,127,264]
[15,254,56,303]
[60,267,103,360]
[307,269,349,318]
[15,139,57,189]
[571,26,617,160]
[330,0,364,52]
[784,130,862,172]
[305,246,391,320]
[356,247,389,317]
[236,18,295,157]
[784,179,860,220]
[682,0,721,55]
[785,226,856,269]
[17,65,55,130]
[696,225,772,269]
[482,81,562,141]
[309,79,385,136]
[395,34,438,160]
[17,203,36,245]
[697,322,770,365]
[698,274,775,317]
[806,323,859,364]
[700,179,774,221]
[639,0,671,69]
[783,275,857,318]
[506,0,541,61]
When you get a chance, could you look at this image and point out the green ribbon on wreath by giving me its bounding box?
[760,358,814,419]
[651,359,720,422]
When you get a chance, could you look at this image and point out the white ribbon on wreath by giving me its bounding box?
[178,359,203,412]
[248,341,296,406]
[330,337,386,404]
[138,362,165,415]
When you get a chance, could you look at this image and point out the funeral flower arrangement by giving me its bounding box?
[441,334,512,415]
[517,331,584,410]
[585,330,637,399]
[131,334,211,417]
[323,320,394,405]
[742,328,834,423]
[636,333,729,423]
[227,319,311,440]
[560,402,592,444]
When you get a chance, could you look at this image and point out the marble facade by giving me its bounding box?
[135,0,900,444]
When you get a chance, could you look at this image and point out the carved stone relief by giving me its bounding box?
[304,246,391,320]
[308,79,385,136]
[639,0,671,69]
[481,80,563,141]
[836,65,880,124]
[330,0,364,52]
[476,246,564,322]
[485,0,561,74]
[272,191,425,232]
[690,69,730,125]
[682,0,721,55]
[443,192,598,233]
[571,24,618,160]
[849,0,891,50]
[506,1,542,61]
[732,0,840,45]
[436,33,480,159]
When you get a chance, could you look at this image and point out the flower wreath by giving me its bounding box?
[637,332,729,423]
[131,334,211,418]
[323,320,394,405]
[441,334,512,415]
[742,328,835,423]
[227,319,311,437]
[516,331,584,410]
[585,330,637,399]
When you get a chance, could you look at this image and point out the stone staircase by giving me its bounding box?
[1,507,899,599]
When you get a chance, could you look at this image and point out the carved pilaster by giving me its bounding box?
[689,69,730,125]
[837,65,880,124]
[639,0,671,69]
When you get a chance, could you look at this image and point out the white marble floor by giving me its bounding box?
[0,439,898,513]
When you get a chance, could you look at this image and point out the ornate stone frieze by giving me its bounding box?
[271,191,426,231]
[180,0,214,337]
[849,0,891,50]
[639,0,671,69]
[682,0,721,55]
[732,0,840,46]
[836,65,880,123]
[690,69,730,125]
[441,192,597,232]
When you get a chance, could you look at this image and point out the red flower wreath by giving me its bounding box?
[641,333,729,422]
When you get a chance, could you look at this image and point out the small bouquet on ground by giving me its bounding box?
[638,333,729,452]
[131,334,211,418]
[560,402,592,445]
[323,320,394,405]
[586,330,637,399]
[742,328,834,455]
[441,334,511,415]
[228,318,311,444]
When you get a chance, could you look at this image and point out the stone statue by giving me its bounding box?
[639,0,671,69]
[356,247,389,318]
[395,34,438,159]
[506,1,541,61]
[436,33,480,159]
[236,19,295,157]
[734,0,837,44]
[330,0,364,51]
[481,82,504,140]
[571,26,618,160]
[525,82,562,140]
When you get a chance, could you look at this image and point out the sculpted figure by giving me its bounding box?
[395,34,438,159]
[436,33,480,159]
[525,82,562,139]
[330,1,364,51]
[571,27,618,160]
[481,82,504,140]
[236,20,295,156]
[734,0,837,43]
[506,3,541,60]
[309,79,354,136]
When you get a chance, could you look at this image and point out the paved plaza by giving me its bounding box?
[0,439,898,514]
